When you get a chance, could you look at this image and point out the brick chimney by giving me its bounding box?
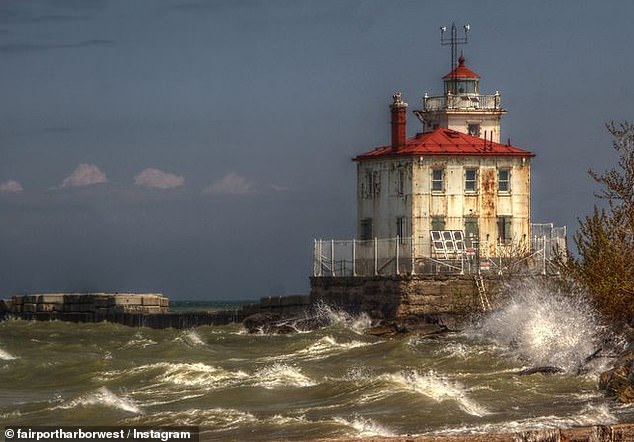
[390,92,408,150]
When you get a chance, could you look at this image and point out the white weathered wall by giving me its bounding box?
[356,155,531,257]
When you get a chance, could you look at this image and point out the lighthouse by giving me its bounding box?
[312,26,565,283]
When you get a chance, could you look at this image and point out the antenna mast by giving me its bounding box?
[440,23,470,93]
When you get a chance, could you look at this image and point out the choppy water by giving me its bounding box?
[1,287,633,440]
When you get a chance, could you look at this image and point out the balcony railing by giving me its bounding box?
[422,93,501,112]
[312,224,566,278]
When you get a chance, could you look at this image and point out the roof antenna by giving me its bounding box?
[440,23,470,92]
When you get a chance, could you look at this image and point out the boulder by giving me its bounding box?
[364,319,449,338]
[517,366,563,376]
[242,312,281,334]
[599,345,634,403]
[365,321,407,338]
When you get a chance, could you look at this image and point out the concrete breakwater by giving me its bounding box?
[0,293,233,328]
[0,292,311,329]
[1,293,170,315]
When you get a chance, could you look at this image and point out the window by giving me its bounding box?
[360,218,373,240]
[372,171,381,197]
[432,169,444,192]
[431,216,445,231]
[360,170,381,199]
[464,216,479,248]
[360,171,372,199]
[397,168,405,196]
[396,217,406,242]
[497,216,512,244]
[467,124,480,137]
[498,168,510,192]
[465,168,478,192]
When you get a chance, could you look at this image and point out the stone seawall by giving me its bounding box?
[309,274,505,320]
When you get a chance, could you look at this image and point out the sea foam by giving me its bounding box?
[174,329,205,347]
[0,347,17,360]
[253,363,316,388]
[334,415,395,437]
[124,407,257,428]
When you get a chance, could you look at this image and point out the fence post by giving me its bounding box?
[318,239,323,277]
[395,236,400,275]
[313,239,317,277]
[374,237,378,276]
[352,239,356,277]
[331,239,336,277]
[410,235,416,275]
[542,235,547,275]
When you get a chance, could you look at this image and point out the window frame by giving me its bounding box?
[397,168,405,196]
[464,168,478,193]
[497,216,512,245]
[431,168,444,192]
[498,168,511,193]
[360,218,373,241]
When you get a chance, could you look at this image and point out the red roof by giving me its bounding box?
[442,55,479,80]
[354,128,534,161]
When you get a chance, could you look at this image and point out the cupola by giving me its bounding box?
[442,55,480,95]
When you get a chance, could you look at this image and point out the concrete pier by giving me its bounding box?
[0,293,243,329]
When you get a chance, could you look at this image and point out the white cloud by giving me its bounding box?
[204,173,253,195]
[0,179,23,193]
[61,163,107,188]
[271,184,289,192]
[134,168,185,189]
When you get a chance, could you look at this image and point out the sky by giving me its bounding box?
[1,0,633,300]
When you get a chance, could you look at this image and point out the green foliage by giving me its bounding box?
[567,123,634,324]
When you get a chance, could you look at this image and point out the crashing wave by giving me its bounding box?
[472,281,609,373]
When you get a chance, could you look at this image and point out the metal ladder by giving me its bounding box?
[475,274,492,311]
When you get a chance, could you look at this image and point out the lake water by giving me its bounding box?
[1,286,632,440]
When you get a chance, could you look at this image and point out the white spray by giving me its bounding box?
[474,280,605,372]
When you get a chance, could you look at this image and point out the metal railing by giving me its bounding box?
[313,224,566,278]
[422,93,501,112]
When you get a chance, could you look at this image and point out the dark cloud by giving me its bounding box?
[0,39,115,54]
[171,1,253,13]
[28,14,90,23]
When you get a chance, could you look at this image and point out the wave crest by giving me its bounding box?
[55,386,142,414]
[385,369,489,417]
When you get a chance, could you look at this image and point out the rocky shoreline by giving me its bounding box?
[312,424,634,441]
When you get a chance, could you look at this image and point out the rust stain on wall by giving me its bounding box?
[481,168,496,215]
